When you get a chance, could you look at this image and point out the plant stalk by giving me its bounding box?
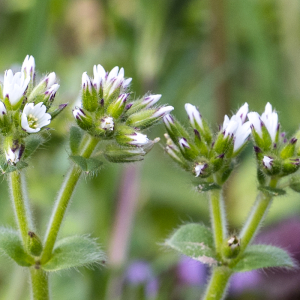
[41,135,99,264]
[202,266,232,300]
[30,268,49,300]
[209,188,227,256]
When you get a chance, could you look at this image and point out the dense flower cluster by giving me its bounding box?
[73,64,173,163]
[0,55,65,166]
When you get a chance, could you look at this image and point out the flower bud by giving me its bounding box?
[262,155,281,176]
[5,139,25,165]
[26,231,43,256]
[116,126,150,147]
[193,162,210,178]
[104,144,146,163]
[222,236,240,259]
[81,72,98,112]
[210,153,225,172]
[49,103,68,120]
[0,101,11,134]
[193,129,209,156]
[178,138,199,161]
[280,138,297,159]
[106,93,129,118]
[73,107,93,131]
[281,157,300,176]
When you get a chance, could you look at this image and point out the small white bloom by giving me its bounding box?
[5,144,24,165]
[3,69,30,106]
[152,106,174,118]
[247,112,262,136]
[263,156,273,169]
[185,103,203,130]
[0,101,7,118]
[223,115,239,138]
[101,117,114,131]
[143,94,162,108]
[128,132,149,146]
[234,121,251,152]
[235,102,249,123]
[179,138,190,149]
[195,163,207,177]
[44,72,57,89]
[21,55,35,80]
[73,107,85,120]
[163,114,175,130]
[260,102,278,142]
[82,72,92,92]
[21,102,51,133]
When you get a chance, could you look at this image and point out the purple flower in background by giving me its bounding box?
[177,255,207,286]
[229,271,261,295]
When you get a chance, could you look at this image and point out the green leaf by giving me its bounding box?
[23,135,44,159]
[0,161,28,174]
[70,155,103,172]
[165,223,217,266]
[42,235,105,272]
[0,227,34,267]
[197,182,221,192]
[233,244,296,272]
[258,186,286,196]
[70,126,84,155]
[289,176,300,193]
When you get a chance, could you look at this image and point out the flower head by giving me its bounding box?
[21,102,51,133]
[185,103,203,130]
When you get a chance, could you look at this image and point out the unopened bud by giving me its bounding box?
[72,107,93,131]
[280,138,297,159]
[222,236,240,259]
[81,72,98,112]
[104,144,145,163]
[178,137,199,161]
[106,93,129,118]
[27,231,43,256]
[282,157,300,176]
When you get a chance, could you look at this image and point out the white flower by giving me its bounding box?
[73,107,86,120]
[92,64,132,96]
[22,55,35,80]
[45,83,60,101]
[222,103,251,152]
[143,94,162,108]
[3,69,29,106]
[163,114,175,130]
[195,163,207,177]
[185,103,203,130]
[101,117,114,131]
[82,72,93,92]
[179,138,190,149]
[128,132,149,146]
[247,102,278,142]
[5,144,24,164]
[44,72,57,89]
[0,101,7,118]
[263,156,273,169]
[152,106,174,118]
[21,102,51,133]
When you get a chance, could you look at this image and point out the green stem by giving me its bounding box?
[30,268,49,300]
[41,135,99,264]
[209,188,227,255]
[9,171,33,247]
[202,266,232,300]
[239,178,278,252]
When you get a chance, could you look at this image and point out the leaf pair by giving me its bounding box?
[0,227,105,271]
[165,223,296,272]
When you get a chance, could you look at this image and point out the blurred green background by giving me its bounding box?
[1,0,300,299]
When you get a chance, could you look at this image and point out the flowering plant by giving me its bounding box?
[163,102,299,300]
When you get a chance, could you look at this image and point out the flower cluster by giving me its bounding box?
[163,103,251,185]
[73,64,173,163]
[0,55,66,166]
[248,103,300,180]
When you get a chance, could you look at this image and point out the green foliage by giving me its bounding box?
[23,135,44,160]
[258,186,286,196]
[0,158,28,174]
[289,176,300,193]
[69,126,84,155]
[165,223,217,265]
[42,235,105,272]
[232,244,296,272]
[70,155,103,173]
[197,182,221,192]
[0,227,34,267]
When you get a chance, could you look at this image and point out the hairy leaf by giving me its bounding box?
[233,244,296,272]
[23,135,44,159]
[258,186,286,196]
[70,155,103,172]
[165,223,217,265]
[0,227,34,266]
[70,126,84,155]
[42,235,105,272]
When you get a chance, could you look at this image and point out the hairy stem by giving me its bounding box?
[202,267,232,300]
[209,188,227,256]
[30,268,49,300]
[41,135,99,264]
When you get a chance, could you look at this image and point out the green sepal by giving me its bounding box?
[179,138,199,161]
[219,163,234,184]
[0,227,34,267]
[257,168,266,186]
[42,235,105,272]
[82,85,98,112]
[48,104,68,120]
[194,130,209,157]
[281,158,300,176]
[280,139,297,159]
[69,126,84,155]
[165,223,217,266]
[104,144,145,163]
[26,231,43,257]
[261,124,272,151]
[70,155,103,172]
[210,153,225,172]
[164,116,190,146]
[23,135,44,160]
[232,244,296,272]
[0,159,28,174]
[258,186,286,196]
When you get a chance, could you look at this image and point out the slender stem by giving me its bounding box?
[30,268,49,300]
[41,135,99,264]
[202,266,232,300]
[209,188,227,255]
[238,178,278,252]
[8,171,33,247]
